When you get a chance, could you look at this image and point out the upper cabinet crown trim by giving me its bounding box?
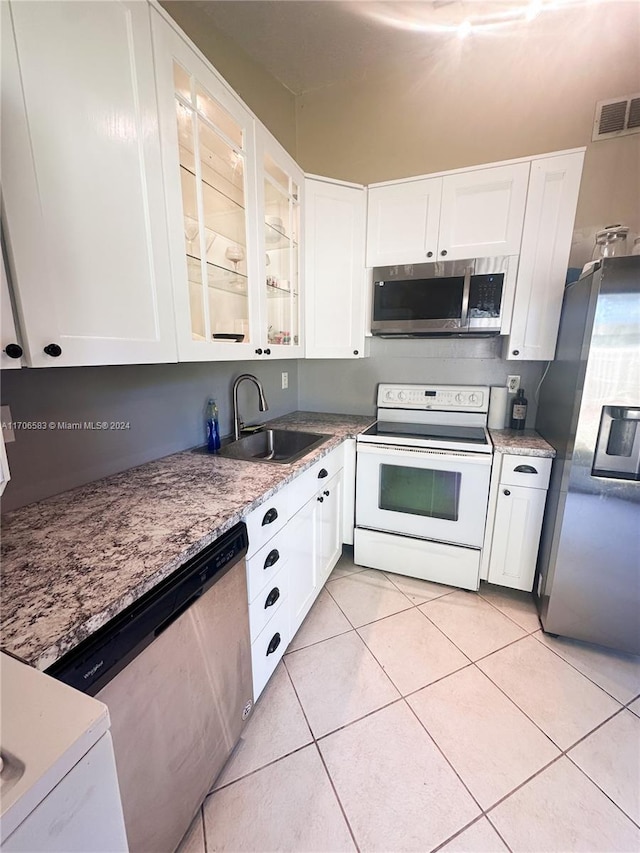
[366,147,587,189]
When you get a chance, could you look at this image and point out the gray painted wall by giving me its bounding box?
[0,360,298,511]
[299,337,545,420]
[1,340,544,512]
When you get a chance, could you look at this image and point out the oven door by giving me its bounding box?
[356,442,492,547]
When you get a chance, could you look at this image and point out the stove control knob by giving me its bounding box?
[397,391,406,401]
[469,392,478,404]
[455,393,464,403]
[385,390,395,401]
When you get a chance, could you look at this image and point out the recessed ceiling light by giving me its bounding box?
[458,19,473,38]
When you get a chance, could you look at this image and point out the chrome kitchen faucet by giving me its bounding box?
[232,374,269,440]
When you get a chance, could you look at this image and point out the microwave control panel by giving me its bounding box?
[377,384,489,412]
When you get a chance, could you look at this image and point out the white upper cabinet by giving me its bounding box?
[438,163,530,260]
[366,162,530,266]
[1,1,177,367]
[152,11,260,362]
[366,178,442,267]
[257,128,305,359]
[505,151,585,361]
[1,246,23,369]
[305,177,367,359]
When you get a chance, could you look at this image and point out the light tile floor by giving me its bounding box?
[178,549,640,853]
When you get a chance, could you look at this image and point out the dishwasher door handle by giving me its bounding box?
[155,591,203,637]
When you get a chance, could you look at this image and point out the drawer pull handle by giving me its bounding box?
[264,549,280,570]
[514,464,538,474]
[318,468,328,479]
[265,587,280,608]
[262,507,278,526]
[503,489,511,496]
[4,343,22,359]
[266,633,281,656]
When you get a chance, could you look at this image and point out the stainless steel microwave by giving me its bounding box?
[371,257,513,336]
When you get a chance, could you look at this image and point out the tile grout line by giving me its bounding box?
[476,588,543,635]
[282,657,363,852]
[564,748,640,831]
[529,629,640,705]
[200,805,208,853]
[312,741,362,853]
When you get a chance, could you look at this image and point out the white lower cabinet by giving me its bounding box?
[244,443,345,699]
[486,453,552,592]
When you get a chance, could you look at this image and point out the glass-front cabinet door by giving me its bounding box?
[257,128,304,358]
[152,12,260,361]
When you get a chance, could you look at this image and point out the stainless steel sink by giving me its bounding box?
[218,429,330,464]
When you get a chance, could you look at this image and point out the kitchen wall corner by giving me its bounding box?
[0,360,299,512]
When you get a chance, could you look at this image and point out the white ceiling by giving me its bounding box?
[193,0,602,95]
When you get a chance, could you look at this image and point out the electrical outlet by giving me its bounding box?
[507,375,521,393]
[281,371,288,390]
[1,405,15,442]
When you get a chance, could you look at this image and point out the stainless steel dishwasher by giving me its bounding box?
[47,522,253,853]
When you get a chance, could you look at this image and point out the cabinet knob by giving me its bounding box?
[44,343,62,357]
[426,251,433,258]
[263,548,280,569]
[353,350,359,356]
[266,633,281,656]
[264,587,280,608]
[317,495,324,503]
[255,348,263,355]
[503,489,511,496]
[264,348,271,355]
[318,468,328,479]
[323,490,330,496]
[4,343,22,359]
[512,350,520,356]
[262,507,278,526]
[440,250,448,257]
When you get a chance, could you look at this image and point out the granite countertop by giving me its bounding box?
[489,428,556,458]
[0,412,373,672]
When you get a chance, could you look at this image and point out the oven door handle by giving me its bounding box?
[460,265,472,330]
[356,442,492,465]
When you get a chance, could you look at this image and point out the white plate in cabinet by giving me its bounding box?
[488,483,548,592]
[248,561,288,643]
[244,492,290,559]
[251,607,290,700]
[2,1,177,367]
[245,527,291,603]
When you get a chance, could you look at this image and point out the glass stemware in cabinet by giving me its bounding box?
[172,60,252,346]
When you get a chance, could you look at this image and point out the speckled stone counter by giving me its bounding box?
[489,429,556,458]
[0,412,373,671]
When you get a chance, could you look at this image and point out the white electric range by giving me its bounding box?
[355,384,493,590]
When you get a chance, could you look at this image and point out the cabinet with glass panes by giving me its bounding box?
[152,12,261,361]
[257,127,304,358]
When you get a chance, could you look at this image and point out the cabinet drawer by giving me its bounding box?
[246,526,292,602]
[249,561,288,642]
[289,444,344,507]
[500,454,551,490]
[251,608,290,700]
[244,491,290,558]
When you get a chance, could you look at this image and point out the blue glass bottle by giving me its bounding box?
[206,398,221,453]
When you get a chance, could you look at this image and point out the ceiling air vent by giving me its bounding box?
[593,94,640,141]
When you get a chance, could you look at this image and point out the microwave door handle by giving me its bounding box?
[460,266,472,329]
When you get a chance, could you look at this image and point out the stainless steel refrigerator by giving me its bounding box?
[535,256,640,655]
